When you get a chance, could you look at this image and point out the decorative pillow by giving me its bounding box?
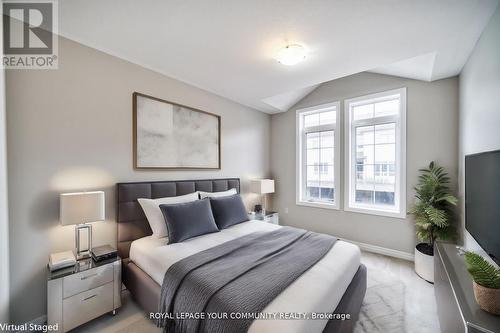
[199,188,237,199]
[138,192,199,238]
[209,194,249,229]
[160,199,219,244]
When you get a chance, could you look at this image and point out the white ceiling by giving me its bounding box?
[59,0,498,113]
[371,53,438,82]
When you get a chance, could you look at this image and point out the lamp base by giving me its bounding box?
[75,223,93,261]
[76,251,91,261]
[262,193,267,215]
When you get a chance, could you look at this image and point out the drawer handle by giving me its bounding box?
[81,273,98,280]
[82,294,97,301]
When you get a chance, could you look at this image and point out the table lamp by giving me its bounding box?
[251,179,275,215]
[60,191,105,260]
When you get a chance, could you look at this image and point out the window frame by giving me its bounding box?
[296,101,341,210]
[344,88,407,218]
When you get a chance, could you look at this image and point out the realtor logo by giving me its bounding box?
[2,0,58,69]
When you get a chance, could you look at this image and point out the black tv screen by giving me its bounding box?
[465,150,500,264]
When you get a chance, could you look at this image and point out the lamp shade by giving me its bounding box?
[60,191,105,226]
[251,179,275,194]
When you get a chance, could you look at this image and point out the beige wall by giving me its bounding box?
[6,37,271,323]
[271,72,458,255]
[459,7,500,253]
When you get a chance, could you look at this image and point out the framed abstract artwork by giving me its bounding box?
[133,92,221,169]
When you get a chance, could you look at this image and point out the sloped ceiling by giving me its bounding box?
[370,53,437,82]
[58,0,499,113]
[262,85,320,114]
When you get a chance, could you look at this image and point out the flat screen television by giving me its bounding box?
[465,149,500,265]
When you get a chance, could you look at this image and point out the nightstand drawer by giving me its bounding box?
[63,264,113,298]
[63,282,114,331]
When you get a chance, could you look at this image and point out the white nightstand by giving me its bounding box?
[249,211,279,225]
[47,256,122,332]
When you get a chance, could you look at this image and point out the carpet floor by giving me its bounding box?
[73,251,441,333]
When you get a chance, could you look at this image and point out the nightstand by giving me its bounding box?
[249,211,279,225]
[47,256,121,332]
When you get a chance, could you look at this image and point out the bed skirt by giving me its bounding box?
[123,259,367,333]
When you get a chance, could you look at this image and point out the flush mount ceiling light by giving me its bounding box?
[275,44,307,66]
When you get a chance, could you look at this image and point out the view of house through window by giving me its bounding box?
[297,89,406,216]
[306,130,335,201]
[345,88,406,217]
[297,102,340,208]
[355,123,396,206]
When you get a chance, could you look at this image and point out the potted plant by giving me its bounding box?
[410,161,457,283]
[464,251,500,315]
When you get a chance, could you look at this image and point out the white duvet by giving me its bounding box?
[130,220,361,333]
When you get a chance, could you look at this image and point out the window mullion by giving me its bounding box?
[318,138,322,201]
[304,124,335,133]
[352,115,397,127]
[302,130,307,201]
[372,135,376,205]
[351,125,356,206]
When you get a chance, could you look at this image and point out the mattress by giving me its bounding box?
[129,220,361,333]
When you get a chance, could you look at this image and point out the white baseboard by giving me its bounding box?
[342,238,415,261]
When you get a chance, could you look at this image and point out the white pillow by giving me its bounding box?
[199,188,237,199]
[138,192,199,238]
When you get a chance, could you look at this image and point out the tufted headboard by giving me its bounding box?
[116,178,240,259]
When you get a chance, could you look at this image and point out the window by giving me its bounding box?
[344,88,406,218]
[296,102,341,209]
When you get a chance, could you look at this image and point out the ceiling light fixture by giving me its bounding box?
[275,44,307,66]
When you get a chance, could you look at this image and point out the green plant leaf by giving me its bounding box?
[436,194,458,206]
[416,231,430,242]
[409,161,456,245]
[424,207,448,227]
[464,252,500,289]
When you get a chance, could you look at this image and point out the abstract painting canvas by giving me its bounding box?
[133,92,220,169]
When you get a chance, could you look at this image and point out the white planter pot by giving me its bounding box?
[415,246,434,283]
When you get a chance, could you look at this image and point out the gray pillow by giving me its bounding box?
[209,194,249,229]
[160,198,219,244]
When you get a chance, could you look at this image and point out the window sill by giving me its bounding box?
[344,205,407,219]
[296,200,339,210]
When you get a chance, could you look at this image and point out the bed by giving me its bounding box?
[117,178,366,333]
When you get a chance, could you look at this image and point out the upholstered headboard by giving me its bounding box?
[116,178,240,259]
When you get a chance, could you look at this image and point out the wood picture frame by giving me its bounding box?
[133,92,221,169]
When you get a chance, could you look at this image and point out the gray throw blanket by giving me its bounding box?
[158,226,337,333]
